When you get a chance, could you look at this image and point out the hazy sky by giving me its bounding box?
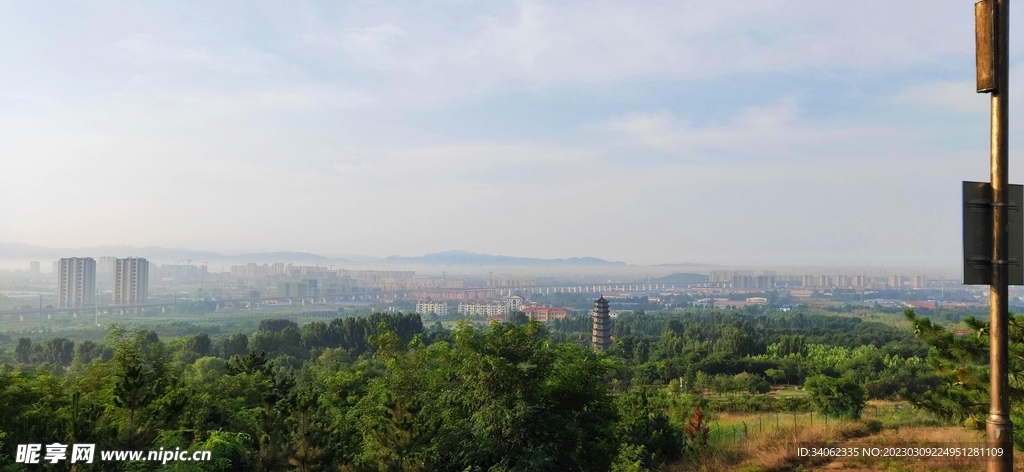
[0,1,1020,267]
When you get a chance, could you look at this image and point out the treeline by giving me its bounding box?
[0,315,696,471]
[549,309,935,400]
[1,306,996,470]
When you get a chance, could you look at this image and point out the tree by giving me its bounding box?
[508,311,529,326]
[75,340,108,364]
[14,338,31,364]
[223,333,249,359]
[185,332,213,357]
[43,338,75,366]
[300,321,331,353]
[359,319,619,471]
[366,397,430,472]
[192,356,227,385]
[744,373,770,394]
[902,308,1024,449]
[259,319,299,333]
[108,326,170,448]
[614,389,685,469]
[804,374,866,419]
[114,361,157,446]
[693,371,709,392]
[288,390,326,472]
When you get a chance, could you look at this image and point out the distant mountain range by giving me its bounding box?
[651,273,708,285]
[0,244,628,267]
[384,251,626,266]
[0,243,338,264]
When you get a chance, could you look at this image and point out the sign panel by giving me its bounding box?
[963,181,1024,285]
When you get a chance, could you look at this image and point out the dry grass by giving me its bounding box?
[665,420,872,472]
[664,421,1024,472]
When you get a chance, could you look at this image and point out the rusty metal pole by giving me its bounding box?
[987,0,1013,470]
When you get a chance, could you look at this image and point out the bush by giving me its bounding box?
[804,375,867,419]
[611,444,650,472]
[615,389,686,468]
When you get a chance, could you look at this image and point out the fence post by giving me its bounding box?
[743,421,748,439]
[732,425,737,441]
[759,417,763,433]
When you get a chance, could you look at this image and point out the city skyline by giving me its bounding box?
[0,243,960,277]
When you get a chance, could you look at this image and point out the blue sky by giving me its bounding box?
[0,1,1019,270]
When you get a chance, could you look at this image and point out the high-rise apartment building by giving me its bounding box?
[112,258,149,306]
[98,256,117,274]
[271,262,287,276]
[29,261,39,273]
[57,257,96,308]
[708,270,733,283]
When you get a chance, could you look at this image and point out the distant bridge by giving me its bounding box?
[0,283,680,320]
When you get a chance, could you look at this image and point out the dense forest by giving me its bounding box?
[0,307,1014,470]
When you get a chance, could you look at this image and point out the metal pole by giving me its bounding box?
[988,0,1013,470]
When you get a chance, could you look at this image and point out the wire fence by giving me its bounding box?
[707,403,934,444]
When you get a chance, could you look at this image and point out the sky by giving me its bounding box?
[0,1,1020,269]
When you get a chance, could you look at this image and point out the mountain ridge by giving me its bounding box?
[0,243,340,263]
[383,250,626,266]
[0,244,628,267]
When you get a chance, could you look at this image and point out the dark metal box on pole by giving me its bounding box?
[963,181,1024,285]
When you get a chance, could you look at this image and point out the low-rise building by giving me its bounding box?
[505,295,524,313]
[521,305,570,322]
[416,301,449,316]
[458,301,506,317]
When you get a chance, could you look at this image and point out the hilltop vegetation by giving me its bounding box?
[0,306,1010,471]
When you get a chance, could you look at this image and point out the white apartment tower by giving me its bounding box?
[113,258,149,306]
[57,257,96,308]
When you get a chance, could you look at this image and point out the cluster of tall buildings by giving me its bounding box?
[707,270,928,290]
[55,257,149,308]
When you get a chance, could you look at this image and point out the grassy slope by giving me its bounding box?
[668,401,1018,472]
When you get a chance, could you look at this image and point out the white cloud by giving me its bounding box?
[894,80,989,113]
[0,1,1004,268]
[605,101,887,161]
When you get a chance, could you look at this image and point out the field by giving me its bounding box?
[673,400,1017,471]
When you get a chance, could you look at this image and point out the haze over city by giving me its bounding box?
[7,2,1024,471]
[3,1,1022,269]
